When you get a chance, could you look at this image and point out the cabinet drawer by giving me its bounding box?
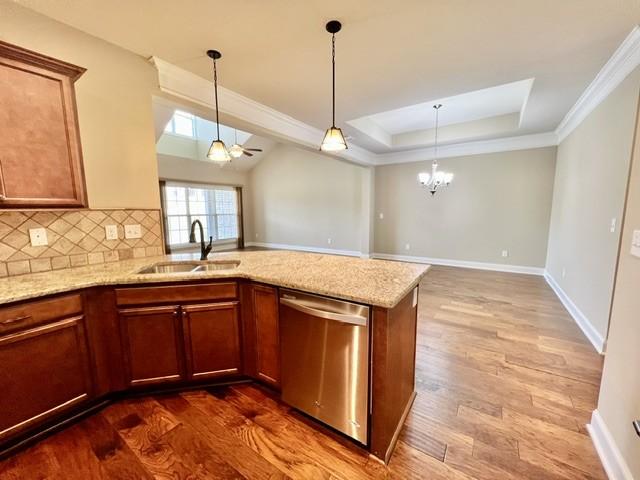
[0,294,83,335]
[115,282,237,306]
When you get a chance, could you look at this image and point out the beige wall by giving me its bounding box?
[545,67,640,341]
[374,147,557,268]
[247,144,367,253]
[157,154,249,187]
[0,1,160,209]
[596,100,640,478]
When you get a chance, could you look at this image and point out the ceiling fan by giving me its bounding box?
[229,129,262,158]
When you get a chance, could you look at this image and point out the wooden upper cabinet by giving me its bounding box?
[182,302,241,380]
[0,41,87,207]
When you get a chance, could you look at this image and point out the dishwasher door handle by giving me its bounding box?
[279,297,368,326]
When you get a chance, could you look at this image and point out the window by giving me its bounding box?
[164,110,195,138]
[161,182,240,250]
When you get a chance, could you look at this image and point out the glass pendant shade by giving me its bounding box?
[207,139,231,163]
[320,126,348,152]
[417,172,430,185]
[229,143,244,158]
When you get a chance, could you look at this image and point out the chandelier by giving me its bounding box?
[418,104,453,195]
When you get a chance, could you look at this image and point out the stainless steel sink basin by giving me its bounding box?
[192,261,240,272]
[137,260,240,275]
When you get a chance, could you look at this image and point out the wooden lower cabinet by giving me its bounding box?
[182,302,241,380]
[248,284,281,388]
[118,305,186,387]
[0,315,93,441]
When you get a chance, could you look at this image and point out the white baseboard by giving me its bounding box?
[371,252,545,276]
[245,242,362,258]
[543,271,606,354]
[587,410,634,480]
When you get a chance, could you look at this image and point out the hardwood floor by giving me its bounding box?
[0,266,606,479]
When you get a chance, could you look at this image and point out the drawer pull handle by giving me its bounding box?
[1,315,31,325]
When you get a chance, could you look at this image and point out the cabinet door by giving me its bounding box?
[182,302,241,380]
[253,285,281,387]
[0,42,86,207]
[119,306,185,387]
[0,316,93,441]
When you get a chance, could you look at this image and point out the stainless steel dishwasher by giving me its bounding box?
[279,289,370,445]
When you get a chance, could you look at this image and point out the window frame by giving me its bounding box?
[159,180,243,253]
[163,110,196,138]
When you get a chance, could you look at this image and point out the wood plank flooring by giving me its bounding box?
[0,266,606,479]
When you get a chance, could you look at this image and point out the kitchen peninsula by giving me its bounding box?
[0,250,428,464]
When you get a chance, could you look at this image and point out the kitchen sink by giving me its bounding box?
[192,261,240,272]
[137,260,240,275]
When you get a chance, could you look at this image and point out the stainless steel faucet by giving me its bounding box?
[189,220,213,260]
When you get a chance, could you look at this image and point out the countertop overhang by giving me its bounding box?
[0,250,430,308]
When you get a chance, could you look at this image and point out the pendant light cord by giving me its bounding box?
[332,33,336,127]
[433,104,441,167]
[213,57,221,140]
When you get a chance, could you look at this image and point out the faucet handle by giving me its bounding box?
[203,236,214,259]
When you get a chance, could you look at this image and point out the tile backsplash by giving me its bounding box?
[0,209,164,277]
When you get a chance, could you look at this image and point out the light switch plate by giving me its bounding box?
[29,228,48,246]
[631,229,640,258]
[105,225,118,240]
[124,224,142,239]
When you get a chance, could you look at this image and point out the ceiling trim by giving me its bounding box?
[374,132,559,165]
[150,57,377,166]
[556,25,640,143]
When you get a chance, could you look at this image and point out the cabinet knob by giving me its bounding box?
[0,194,6,201]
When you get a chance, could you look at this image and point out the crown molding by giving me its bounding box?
[150,57,377,166]
[556,25,640,143]
[374,132,558,165]
[150,57,581,168]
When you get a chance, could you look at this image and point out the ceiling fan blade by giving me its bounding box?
[243,148,262,152]
[242,150,254,157]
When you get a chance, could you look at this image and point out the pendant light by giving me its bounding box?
[229,129,244,158]
[206,49,231,164]
[418,104,453,195]
[320,20,348,152]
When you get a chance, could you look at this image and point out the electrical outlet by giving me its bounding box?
[255,233,259,239]
[405,243,410,251]
[610,218,617,233]
[631,229,640,258]
[501,250,509,258]
[105,224,118,240]
[327,238,332,245]
[29,228,48,246]
[562,267,566,279]
[124,224,142,239]
[379,213,384,220]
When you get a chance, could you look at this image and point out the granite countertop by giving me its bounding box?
[0,250,430,308]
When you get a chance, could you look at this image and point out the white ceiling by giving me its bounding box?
[348,79,534,149]
[13,0,640,154]
[363,79,533,134]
